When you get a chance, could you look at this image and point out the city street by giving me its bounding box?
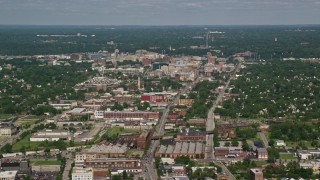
[142,78,200,180]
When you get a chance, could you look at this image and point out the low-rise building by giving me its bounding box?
[176,129,206,141]
[30,129,71,142]
[103,111,159,121]
[137,131,152,149]
[0,126,16,136]
[156,142,204,158]
[256,148,268,159]
[84,158,141,173]
[216,173,229,180]
[0,170,18,180]
[72,167,93,180]
[0,159,30,177]
[275,140,286,147]
[178,99,194,106]
[76,144,128,164]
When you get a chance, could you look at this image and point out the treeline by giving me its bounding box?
[1,25,320,58]
[216,60,320,120]
[0,59,95,114]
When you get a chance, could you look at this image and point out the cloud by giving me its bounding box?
[0,0,319,25]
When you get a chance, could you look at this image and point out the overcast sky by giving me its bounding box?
[0,0,319,25]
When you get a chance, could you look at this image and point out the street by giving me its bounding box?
[142,78,200,180]
[204,61,242,180]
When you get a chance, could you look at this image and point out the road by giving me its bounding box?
[258,132,269,148]
[205,61,242,161]
[214,161,237,180]
[62,158,73,180]
[142,78,201,180]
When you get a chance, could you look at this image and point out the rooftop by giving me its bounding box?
[257,148,268,153]
[177,129,206,136]
[67,108,86,114]
[85,144,127,154]
[0,170,18,178]
[72,167,93,174]
[250,168,263,174]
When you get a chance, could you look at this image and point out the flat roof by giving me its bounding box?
[195,142,203,154]
[165,145,174,154]
[187,142,195,154]
[257,148,267,153]
[86,144,127,154]
[178,129,206,136]
[173,142,182,154]
[68,108,86,114]
[158,145,167,154]
[180,142,189,154]
[250,168,263,174]
[0,170,18,177]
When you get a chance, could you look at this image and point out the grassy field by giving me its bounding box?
[286,141,313,149]
[14,115,40,126]
[255,161,268,167]
[126,149,144,158]
[12,135,42,152]
[0,114,12,119]
[31,160,61,166]
[280,153,298,160]
[106,127,140,137]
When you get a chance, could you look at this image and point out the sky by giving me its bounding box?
[0,0,319,25]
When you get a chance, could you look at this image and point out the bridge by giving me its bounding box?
[206,130,214,134]
[151,135,163,140]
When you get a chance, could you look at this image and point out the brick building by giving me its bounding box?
[142,58,152,66]
[84,158,141,173]
[178,99,194,106]
[75,144,128,163]
[136,131,153,149]
[155,142,204,159]
[176,129,206,141]
[256,148,268,159]
[114,95,136,105]
[250,168,264,180]
[103,111,159,121]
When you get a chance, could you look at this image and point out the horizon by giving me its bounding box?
[0,24,320,27]
[1,0,319,25]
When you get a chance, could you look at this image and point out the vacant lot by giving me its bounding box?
[31,160,61,166]
[106,127,139,137]
[14,115,40,126]
[279,153,298,160]
[0,114,12,119]
[12,135,41,152]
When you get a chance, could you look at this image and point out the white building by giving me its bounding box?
[30,129,71,142]
[94,110,104,119]
[72,167,93,180]
[275,140,286,147]
[0,127,16,136]
[0,170,18,180]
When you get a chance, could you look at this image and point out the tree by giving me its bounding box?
[241,140,250,151]
[20,145,26,155]
[231,140,239,147]
[267,147,279,163]
[225,142,231,147]
[174,156,191,165]
[122,170,128,180]
[1,143,12,153]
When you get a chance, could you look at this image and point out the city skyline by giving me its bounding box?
[0,0,320,25]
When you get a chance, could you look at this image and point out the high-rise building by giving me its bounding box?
[250,168,263,180]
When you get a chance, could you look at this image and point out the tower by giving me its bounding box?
[206,32,209,49]
[138,76,141,90]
